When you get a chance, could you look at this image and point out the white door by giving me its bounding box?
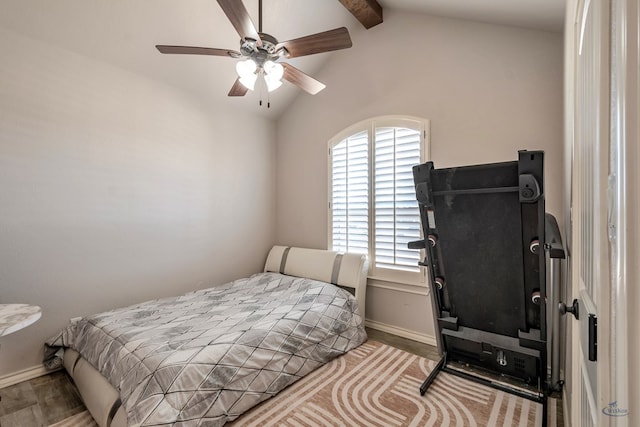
[570,0,635,425]
[571,0,611,425]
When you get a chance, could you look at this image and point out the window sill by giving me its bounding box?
[366,276,430,296]
[366,275,429,289]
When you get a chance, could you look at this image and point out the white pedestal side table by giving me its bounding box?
[0,304,41,337]
[0,304,41,401]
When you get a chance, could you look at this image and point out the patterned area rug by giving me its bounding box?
[52,340,554,426]
[231,340,550,426]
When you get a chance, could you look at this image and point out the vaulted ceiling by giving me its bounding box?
[0,0,564,119]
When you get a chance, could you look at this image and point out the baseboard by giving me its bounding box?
[365,319,438,347]
[0,364,59,389]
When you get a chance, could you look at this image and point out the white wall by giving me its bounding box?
[0,27,276,377]
[275,10,563,338]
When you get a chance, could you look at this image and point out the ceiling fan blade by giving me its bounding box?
[282,63,326,95]
[228,78,249,97]
[216,0,262,45]
[156,45,241,57]
[276,27,352,58]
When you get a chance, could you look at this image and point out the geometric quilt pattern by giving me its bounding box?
[45,272,367,426]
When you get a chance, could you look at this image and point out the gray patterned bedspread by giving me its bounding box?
[44,272,367,426]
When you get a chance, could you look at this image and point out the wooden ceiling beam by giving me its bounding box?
[337,0,383,29]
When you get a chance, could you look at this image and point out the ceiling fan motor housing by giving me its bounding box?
[240,33,288,66]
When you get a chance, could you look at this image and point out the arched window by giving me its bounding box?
[329,116,430,284]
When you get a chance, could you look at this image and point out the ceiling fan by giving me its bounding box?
[156,0,353,98]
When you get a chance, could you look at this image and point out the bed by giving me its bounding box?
[44,246,368,427]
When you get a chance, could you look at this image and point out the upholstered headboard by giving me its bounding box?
[264,246,368,320]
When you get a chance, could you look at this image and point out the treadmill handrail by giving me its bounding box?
[545,213,565,259]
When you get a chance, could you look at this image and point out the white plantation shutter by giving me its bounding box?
[374,127,422,272]
[330,117,429,283]
[331,131,369,255]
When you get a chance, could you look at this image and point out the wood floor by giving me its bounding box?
[0,370,85,426]
[0,328,562,426]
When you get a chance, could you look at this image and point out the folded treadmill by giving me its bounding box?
[409,151,565,426]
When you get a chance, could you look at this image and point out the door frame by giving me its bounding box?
[606,0,637,424]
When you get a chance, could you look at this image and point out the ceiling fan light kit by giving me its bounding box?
[235,59,258,90]
[263,61,284,92]
[235,58,283,92]
[155,0,354,103]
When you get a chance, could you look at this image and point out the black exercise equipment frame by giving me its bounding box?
[409,151,565,427]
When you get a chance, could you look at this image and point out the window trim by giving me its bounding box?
[328,115,431,286]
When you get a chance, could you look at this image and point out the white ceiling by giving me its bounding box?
[381,0,565,34]
[0,0,565,119]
